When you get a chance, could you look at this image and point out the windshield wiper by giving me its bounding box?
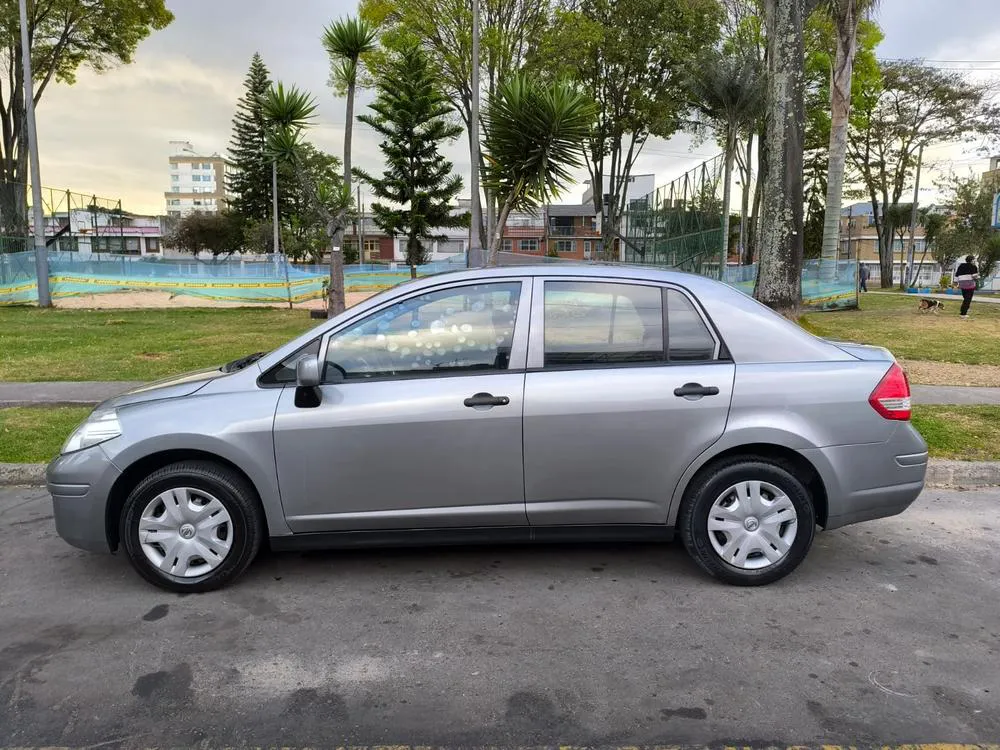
[222,351,266,373]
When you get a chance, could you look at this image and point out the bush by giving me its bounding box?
[165,211,244,257]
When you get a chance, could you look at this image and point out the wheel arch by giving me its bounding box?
[105,449,267,552]
[670,441,829,529]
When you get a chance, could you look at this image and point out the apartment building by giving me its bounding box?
[165,141,231,217]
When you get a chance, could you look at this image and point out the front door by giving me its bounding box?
[273,279,529,532]
[522,279,735,525]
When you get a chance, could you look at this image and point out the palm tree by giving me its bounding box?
[687,49,766,280]
[482,74,596,265]
[261,83,318,308]
[322,17,378,308]
[819,0,880,282]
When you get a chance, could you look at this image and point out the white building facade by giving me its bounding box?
[165,141,231,217]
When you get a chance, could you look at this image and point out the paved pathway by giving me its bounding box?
[0,380,142,407]
[2,379,1000,407]
[911,384,1000,405]
[3,485,1000,745]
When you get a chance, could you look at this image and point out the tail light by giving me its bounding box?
[869,362,912,420]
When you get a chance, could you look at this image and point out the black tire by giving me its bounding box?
[121,460,264,593]
[679,457,816,586]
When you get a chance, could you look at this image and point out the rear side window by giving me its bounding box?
[666,289,716,361]
[543,281,663,367]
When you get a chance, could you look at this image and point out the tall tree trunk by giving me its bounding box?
[487,193,517,265]
[739,132,753,264]
[329,80,355,315]
[328,226,346,316]
[819,2,859,282]
[720,128,737,281]
[746,123,766,266]
[755,0,806,315]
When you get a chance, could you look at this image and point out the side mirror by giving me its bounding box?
[295,356,321,388]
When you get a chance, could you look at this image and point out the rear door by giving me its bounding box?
[522,279,735,525]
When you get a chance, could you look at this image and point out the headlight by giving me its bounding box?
[61,410,122,454]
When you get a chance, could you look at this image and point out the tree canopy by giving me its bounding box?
[354,44,466,273]
[0,0,173,182]
[848,60,1000,286]
[165,211,243,259]
[228,53,274,225]
[531,0,722,258]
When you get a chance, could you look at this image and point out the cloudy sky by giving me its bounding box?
[35,0,1000,215]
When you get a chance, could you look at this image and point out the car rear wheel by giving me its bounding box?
[121,461,264,593]
[680,458,815,586]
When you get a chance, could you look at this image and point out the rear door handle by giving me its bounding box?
[464,392,510,408]
[673,383,720,398]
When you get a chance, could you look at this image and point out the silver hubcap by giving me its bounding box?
[138,487,233,578]
[707,480,798,570]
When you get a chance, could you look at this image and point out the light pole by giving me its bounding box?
[19,0,50,307]
[467,0,483,267]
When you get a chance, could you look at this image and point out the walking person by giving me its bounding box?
[955,255,980,319]
[859,264,869,293]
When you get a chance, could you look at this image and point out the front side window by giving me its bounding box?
[324,282,522,382]
[543,281,663,367]
[260,339,322,385]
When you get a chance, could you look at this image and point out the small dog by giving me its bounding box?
[918,298,945,314]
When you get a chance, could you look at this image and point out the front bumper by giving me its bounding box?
[47,444,121,553]
[805,422,928,530]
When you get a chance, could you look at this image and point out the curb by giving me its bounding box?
[924,459,1000,488]
[2,459,999,489]
[0,463,46,486]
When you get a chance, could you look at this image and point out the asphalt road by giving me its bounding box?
[1,486,999,747]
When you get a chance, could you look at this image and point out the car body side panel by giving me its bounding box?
[523,363,735,524]
[727,362,900,447]
[665,361,926,526]
[805,422,927,529]
[47,443,122,552]
[272,373,528,532]
[101,389,291,537]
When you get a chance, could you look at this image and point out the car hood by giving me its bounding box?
[100,367,223,410]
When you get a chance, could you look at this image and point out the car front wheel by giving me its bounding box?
[680,458,816,586]
[121,460,264,592]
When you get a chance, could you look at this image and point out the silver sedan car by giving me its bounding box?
[48,266,927,591]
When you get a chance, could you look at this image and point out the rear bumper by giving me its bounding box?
[46,445,120,553]
[804,423,928,531]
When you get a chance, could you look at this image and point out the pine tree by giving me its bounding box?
[354,44,467,276]
[228,53,273,223]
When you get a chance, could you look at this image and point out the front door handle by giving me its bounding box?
[674,383,720,398]
[464,392,510,408]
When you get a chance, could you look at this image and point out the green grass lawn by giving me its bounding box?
[910,405,1000,461]
[0,406,91,462]
[3,404,999,465]
[800,292,1000,366]
[0,306,318,382]
[1,292,998,385]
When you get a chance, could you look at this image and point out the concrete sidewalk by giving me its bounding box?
[3,380,1000,407]
[0,380,142,407]
[911,384,1000,405]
